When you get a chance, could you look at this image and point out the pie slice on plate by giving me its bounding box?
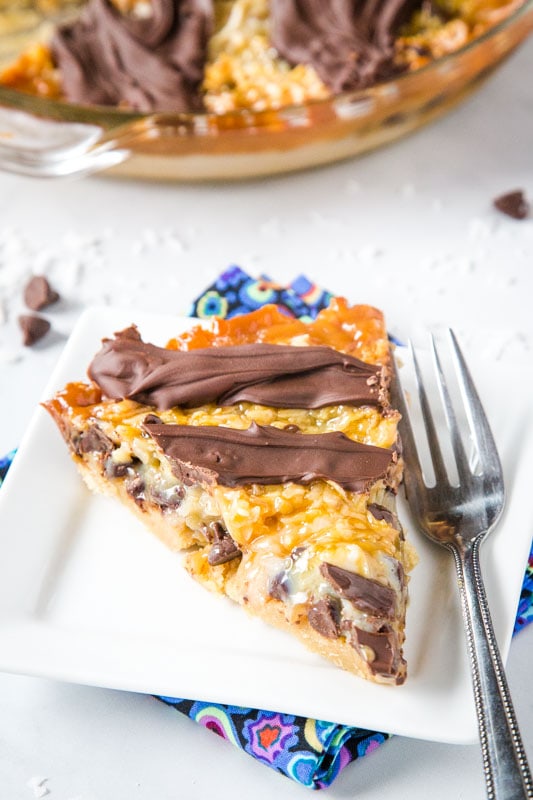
[44,298,417,685]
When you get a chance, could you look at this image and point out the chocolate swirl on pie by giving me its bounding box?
[51,0,212,112]
[88,326,387,410]
[270,0,419,92]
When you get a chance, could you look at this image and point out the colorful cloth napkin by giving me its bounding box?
[1,267,532,790]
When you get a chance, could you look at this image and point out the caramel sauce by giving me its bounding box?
[168,298,389,365]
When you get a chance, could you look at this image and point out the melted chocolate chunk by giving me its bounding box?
[320,562,395,617]
[270,0,418,94]
[207,537,241,566]
[19,315,50,347]
[269,572,290,601]
[206,523,241,566]
[493,190,530,220]
[144,413,163,425]
[51,0,212,112]
[89,326,385,411]
[353,625,404,681]
[150,484,185,510]
[126,475,146,506]
[75,425,114,455]
[104,458,133,478]
[367,502,398,528]
[202,521,225,542]
[23,276,60,311]
[144,419,393,492]
[308,596,341,639]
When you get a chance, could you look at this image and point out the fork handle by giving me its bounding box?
[452,539,533,800]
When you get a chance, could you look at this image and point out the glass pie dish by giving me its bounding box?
[0,0,532,181]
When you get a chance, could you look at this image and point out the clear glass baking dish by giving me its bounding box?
[1,0,532,181]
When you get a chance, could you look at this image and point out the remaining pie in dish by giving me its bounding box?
[43,299,417,685]
[0,0,524,114]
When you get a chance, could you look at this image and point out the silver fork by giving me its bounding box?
[393,330,532,800]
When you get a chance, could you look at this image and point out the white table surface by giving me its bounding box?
[1,36,533,800]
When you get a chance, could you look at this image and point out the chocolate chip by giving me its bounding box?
[150,484,185,510]
[76,425,114,455]
[308,596,341,639]
[104,455,139,478]
[320,562,395,618]
[493,190,530,220]
[367,502,398,528]
[144,414,162,425]
[203,521,227,543]
[207,536,241,566]
[18,315,50,346]
[126,476,145,506]
[352,625,404,681]
[23,275,60,311]
[283,424,300,433]
[204,523,241,565]
[269,572,290,600]
[105,460,130,478]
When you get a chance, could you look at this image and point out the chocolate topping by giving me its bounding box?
[144,419,393,491]
[23,276,60,311]
[270,0,419,93]
[51,0,212,112]
[320,562,395,617]
[88,326,384,411]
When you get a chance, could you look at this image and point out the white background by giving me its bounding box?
[0,35,532,800]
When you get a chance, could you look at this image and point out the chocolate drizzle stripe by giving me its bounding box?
[270,0,419,93]
[88,326,385,411]
[143,419,393,491]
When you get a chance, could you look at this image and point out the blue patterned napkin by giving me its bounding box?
[1,268,531,789]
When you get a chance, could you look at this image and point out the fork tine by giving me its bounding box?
[390,349,425,490]
[430,334,473,483]
[448,330,503,481]
[409,341,450,486]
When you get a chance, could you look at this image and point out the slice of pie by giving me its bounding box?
[44,298,417,685]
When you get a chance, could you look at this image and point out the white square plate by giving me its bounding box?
[0,307,530,743]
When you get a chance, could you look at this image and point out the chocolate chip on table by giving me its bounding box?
[493,190,530,220]
[18,314,51,346]
[23,275,60,311]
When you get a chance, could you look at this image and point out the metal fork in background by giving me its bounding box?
[393,331,532,800]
